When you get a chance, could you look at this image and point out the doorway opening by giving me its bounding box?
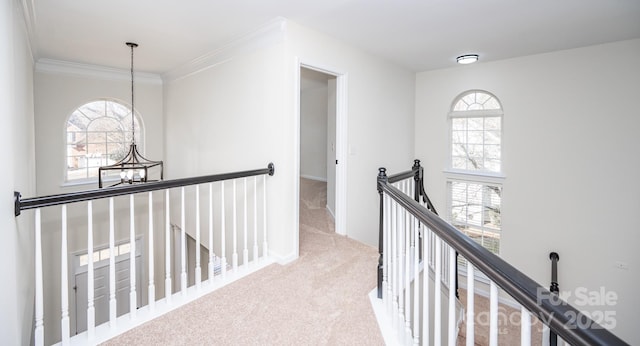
[295,60,347,260]
[299,67,337,235]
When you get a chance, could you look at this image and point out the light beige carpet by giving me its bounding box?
[102,178,383,345]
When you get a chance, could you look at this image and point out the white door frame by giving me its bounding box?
[294,58,348,254]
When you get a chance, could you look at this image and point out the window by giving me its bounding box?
[66,100,142,182]
[447,90,503,259]
[449,181,501,254]
[450,91,502,173]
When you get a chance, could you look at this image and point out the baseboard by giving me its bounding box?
[268,249,298,265]
[369,289,398,345]
[325,205,335,220]
[300,174,327,182]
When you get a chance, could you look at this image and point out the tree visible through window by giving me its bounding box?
[449,181,501,255]
[66,100,142,181]
[447,90,503,259]
[450,91,502,173]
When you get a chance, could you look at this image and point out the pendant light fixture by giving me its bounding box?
[98,42,163,188]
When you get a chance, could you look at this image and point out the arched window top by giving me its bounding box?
[449,90,503,174]
[452,90,502,112]
[68,100,141,132]
[65,99,144,182]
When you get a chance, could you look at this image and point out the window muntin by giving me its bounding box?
[66,100,142,181]
[447,90,504,272]
[449,91,502,174]
[453,91,501,111]
[449,180,501,255]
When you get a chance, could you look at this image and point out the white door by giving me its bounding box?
[74,250,142,334]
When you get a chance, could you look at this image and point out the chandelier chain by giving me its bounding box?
[130,43,135,144]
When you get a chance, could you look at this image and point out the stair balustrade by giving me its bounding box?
[375,161,627,345]
[14,163,274,345]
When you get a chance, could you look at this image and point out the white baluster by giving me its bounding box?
[412,215,420,345]
[430,231,435,270]
[180,187,187,295]
[165,190,172,303]
[88,201,96,338]
[448,244,456,346]
[220,181,227,278]
[60,205,70,345]
[382,194,388,305]
[466,263,475,346]
[109,198,117,327]
[398,186,405,338]
[434,237,442,346]
[422,226,430,346]
[490,281,498,346]
[195,185,201,290]
[148,192,155,310]
[253,176,259,263]
[208,183,214,281]
[129,195,137,319]
[243,177,248,269]
[34,209,43,346]
[391,198,398,325]
[521,306,531,346]
[232,179,238,271]
[441,242,447,289]
[542,325,550,346]
[386,194,393,314]
[404,197,412,340]
[262,175,268,259]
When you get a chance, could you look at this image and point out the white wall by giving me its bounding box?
[33,64,165,344]
[415,39,640,344]
[286,21,416,246]
[34,65,163,195]
[300,70,328,181]
[163,18,415,260]
[0,0,36,344]
[163,24,292,260]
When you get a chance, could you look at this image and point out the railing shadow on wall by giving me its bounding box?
[15,163,275,346]
[375,160,628,346]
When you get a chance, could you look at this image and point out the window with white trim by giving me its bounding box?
[449,180,501,254]
[447,90,503,258]
[65,100,142,182]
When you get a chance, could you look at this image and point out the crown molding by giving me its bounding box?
[163,17,287,83]
[35,58,163,85]
[17,0,37,60]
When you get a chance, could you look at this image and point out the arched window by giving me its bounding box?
[450,90,502,173]
[65,100,142,181]
[447,90,503,257]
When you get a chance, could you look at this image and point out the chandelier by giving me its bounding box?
[98,42,163,188]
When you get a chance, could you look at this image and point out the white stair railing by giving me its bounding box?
[379,166,458,345]
[14,163,274,346]
[375,161,627,346]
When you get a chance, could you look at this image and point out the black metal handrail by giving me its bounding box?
[15,163,275,216]
[377,170,627,346]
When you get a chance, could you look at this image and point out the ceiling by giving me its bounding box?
[30,0,640,74]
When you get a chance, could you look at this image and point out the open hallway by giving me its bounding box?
[102,178,383,345]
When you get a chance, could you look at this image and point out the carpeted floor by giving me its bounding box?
[102,178,383,345]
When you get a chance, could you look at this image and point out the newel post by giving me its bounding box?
[412,160,421,202]
[377,167,388,299]
[549,252,560,346]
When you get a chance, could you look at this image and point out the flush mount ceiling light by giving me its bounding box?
[456,54,479,65]
[98,42,163,188]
